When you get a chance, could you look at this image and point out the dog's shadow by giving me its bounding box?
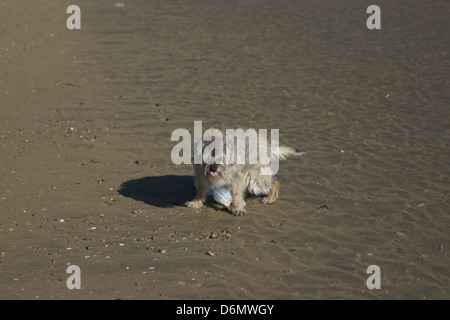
[118,175,196,208]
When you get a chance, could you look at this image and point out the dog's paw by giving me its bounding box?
[260,197,274,205]
[231,208,247,216]
[185,200,203,209]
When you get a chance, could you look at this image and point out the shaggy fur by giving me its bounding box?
[185,128,302,216]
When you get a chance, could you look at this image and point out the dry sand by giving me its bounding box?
[0,0,449,299]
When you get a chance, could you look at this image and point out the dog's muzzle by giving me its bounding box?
[208,164,219,177]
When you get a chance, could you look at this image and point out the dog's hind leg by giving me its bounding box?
[230,178,247,216]
[260,180,279,205]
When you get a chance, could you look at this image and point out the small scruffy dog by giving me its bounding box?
[185,128,302,216]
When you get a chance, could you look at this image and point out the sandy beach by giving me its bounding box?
[1,0,449,299]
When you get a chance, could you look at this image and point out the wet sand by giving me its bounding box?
[0,0,449,299]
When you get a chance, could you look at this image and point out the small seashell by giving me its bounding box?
[205,251,216,257]
[209,232,218,239]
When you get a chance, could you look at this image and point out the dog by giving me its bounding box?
[185,128,302,216]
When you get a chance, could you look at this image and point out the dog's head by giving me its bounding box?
[194,128,232,186]
[200,140,229,186]
[203,162,227,183]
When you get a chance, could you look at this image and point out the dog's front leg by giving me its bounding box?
[185,166,209,209]
[186,180,208,209]
[229,178,246,216]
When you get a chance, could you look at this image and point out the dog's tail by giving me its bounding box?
[274,146,305,160]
